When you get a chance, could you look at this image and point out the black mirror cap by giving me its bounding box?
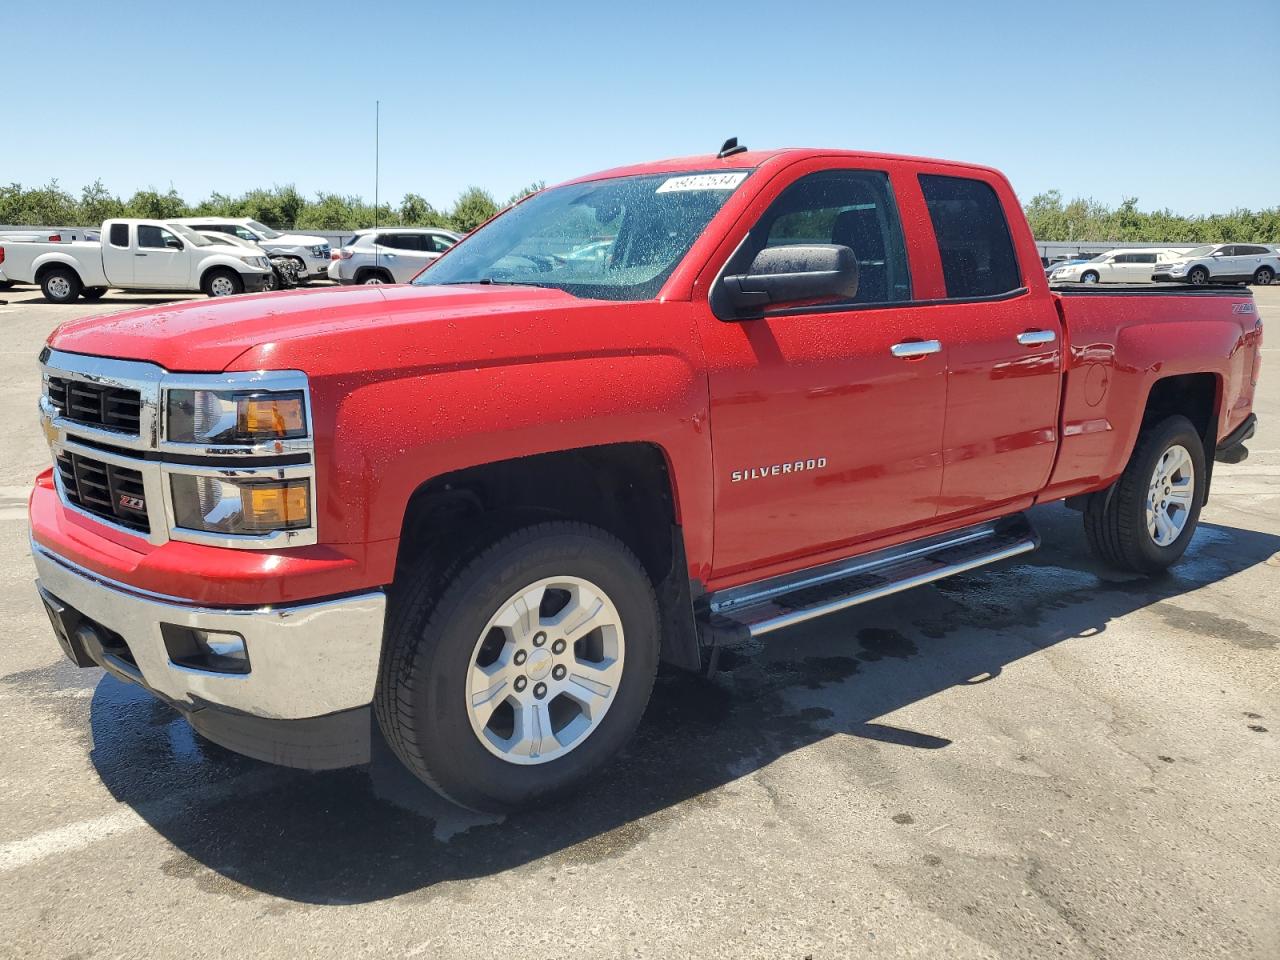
[165,239,184,250]
[722,244,859,317]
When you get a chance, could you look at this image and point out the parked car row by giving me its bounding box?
[1047,243,1279,286]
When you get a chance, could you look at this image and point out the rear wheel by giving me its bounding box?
[40,267,82,303]
[1254,266,1275,286]
[357,268,392,285]
[202,268,243,298]
[375,521,660,812]
[1084,414,1205,573]
[80,287,107,301]
[1081,270,1100,284]
[1187,266,1210,285]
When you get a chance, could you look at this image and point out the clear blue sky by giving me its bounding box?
[6,0,1278,215]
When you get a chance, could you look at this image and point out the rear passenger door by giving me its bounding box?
[917,173,1063,518]
[378,234,435,282]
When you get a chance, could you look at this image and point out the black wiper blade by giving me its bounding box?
[434,278,554,288]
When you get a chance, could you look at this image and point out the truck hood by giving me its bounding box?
[45,284,587,372]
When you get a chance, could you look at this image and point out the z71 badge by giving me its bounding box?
[731,458,827,482]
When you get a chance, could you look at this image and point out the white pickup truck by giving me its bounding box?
[0,219,275,302]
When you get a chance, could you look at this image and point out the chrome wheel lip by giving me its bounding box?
[465,574,625,766]
[1146,443,1195,547]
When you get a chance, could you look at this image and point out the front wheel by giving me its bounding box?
[81,287,107,301]
[1254,266,1275,286]
[375,521,660,812]
[1084,414,1205,573]
[1081,271,1100,284]
[1187,266,1210,285]
[202,269,244,297]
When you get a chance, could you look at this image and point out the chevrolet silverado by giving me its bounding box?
[29,145,1262,811]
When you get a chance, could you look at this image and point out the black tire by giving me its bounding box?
[1081,270,1100,284]
[1084,414,1206,574]
[0,279,13,291]
[1187,266,1210,285]
[80,287,107,301]
[201,268,244,297]
[356,268,392,285]
[40,266,82,303]
[1254,266,1275,286]
[375,521,660,812]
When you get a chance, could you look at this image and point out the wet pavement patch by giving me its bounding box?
[1153,604,1278,651]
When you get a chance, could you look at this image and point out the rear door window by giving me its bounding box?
[108,223,129,247]
[919,174,1021,298]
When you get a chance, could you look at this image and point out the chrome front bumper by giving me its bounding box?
[32,543,386,722]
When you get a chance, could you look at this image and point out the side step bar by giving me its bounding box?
[701,515,1039,641]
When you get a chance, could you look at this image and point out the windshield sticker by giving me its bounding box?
[656,172,748,194]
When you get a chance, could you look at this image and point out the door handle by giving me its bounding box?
[1016,330,1057,346]
[890,340,942,358]
[134,253,147,257]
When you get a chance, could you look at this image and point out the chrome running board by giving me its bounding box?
[701,515,1039,641]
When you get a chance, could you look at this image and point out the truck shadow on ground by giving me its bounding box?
[84,503,1279,904]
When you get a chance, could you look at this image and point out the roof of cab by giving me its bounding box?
[562,147,1005,186]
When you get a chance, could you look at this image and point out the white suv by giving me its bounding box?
[328,227,461,284]
[176,217,331,280]
[1153,244,1279,286]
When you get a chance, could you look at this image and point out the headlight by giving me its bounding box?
[241,256,269,269]
[166,389,307,444]
[171,475,311,534]
[1170,264,1188,273]
[309,245,326,257]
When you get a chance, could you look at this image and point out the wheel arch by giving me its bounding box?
[394,442,703,670]
[1139,371,1222,499]
[354,265,393,284]
[33,256,84,285]
[198,260,243,289]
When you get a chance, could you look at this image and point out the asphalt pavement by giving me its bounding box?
[0,283,1276,959]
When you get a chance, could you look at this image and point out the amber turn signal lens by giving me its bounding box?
[240,481,311,531]
[238,396,306,439]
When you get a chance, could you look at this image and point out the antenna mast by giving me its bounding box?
[374,99,381,229]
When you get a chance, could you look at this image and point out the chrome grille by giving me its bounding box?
[47,377,142,434]
[55,449,150,533]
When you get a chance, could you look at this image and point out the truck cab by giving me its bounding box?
[28,147,1262,813]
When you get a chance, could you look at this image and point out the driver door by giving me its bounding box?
[699,168,948,578]
[133,225,187,288]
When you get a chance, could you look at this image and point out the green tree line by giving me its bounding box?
[1024,191,1279,243]
[0,180,547,234]
[2,179,1275,242]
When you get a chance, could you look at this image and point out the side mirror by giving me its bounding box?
[722,244,859,316]
[165,238,184,251]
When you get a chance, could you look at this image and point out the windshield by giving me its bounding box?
[1088,253,1111,262]
[247,219,283,239]
[1181,245,1216,259]
[414,170,750,301]
[166,223,211,246]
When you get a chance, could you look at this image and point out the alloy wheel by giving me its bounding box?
[466,575,625,765]
[1146,443,1195,547]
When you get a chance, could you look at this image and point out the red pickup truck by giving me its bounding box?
[29,145,1261,812]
